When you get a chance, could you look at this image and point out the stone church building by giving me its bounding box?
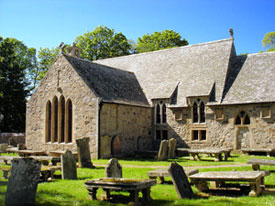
[26,34,275,158]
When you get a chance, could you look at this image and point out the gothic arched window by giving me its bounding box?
[46,96,73,144]
[66,99,73,143]
[235,111,250,125]
[59,95,65,143]
[52,96,58,142]
[192,99,205,123]
[155,101,167,124]
[45,101,52,142]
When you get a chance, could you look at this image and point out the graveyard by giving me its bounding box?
[0,150,275,206]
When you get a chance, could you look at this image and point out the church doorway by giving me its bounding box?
[236,127,250,149]
[111,136,121,157]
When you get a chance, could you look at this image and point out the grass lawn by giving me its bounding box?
[0,153,274,206]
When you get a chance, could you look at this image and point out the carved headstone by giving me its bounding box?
[168,138,177,159]
[0,143,8,152]
[5,158,41,206]
[168,162,193,199]
[76,137,94,168]
[105,158,122,178]
[61,150,77,179]
[157,140,168,161]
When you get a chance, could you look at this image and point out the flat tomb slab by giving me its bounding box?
[241,148,274,152]
[189,171,264,182]
[147,168,198,177]
[85,178,156,190]
[85,178,156,205]
[247,158,275,166]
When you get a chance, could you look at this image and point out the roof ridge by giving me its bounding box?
[95,38,233,62]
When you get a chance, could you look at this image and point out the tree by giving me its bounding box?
[136,30,188,53]
[75,25,132,61]
[36,47,60,84]
[262,32,275,52]
[0,36,35,132]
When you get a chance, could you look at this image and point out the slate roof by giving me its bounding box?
[221,52,275,104]
[95,38,235,106]
[61,38,275,107]
[64,55,149,107]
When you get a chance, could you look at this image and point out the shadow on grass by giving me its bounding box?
[36,190,79,206]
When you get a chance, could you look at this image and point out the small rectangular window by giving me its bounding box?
[192,130,199,140]
[192,130,207,141]
[201,130,206,140]
[162,130,168,140]
[156,130,161,141]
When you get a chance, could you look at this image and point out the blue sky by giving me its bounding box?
[0,0,274,55]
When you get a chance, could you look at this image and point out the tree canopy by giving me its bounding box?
[0,36,35,132]
[136,30,188,53]
[262,32,275,52]
[75,25,132,61]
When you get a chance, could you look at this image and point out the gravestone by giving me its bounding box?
[61,150,77,179]
[17,143,26,150]
[0,143,8,152]
[168,138,177,159]
[105,158,122,178]
[168,162,193,199]
[76,137,94,168]
[5,158,41,206]
[157,140,168,161]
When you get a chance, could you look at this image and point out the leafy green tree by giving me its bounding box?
[75,25,132,60]
[262,32,275,52]
[136,30,188,53]
[36,47,60,83]
[0,36,35,132]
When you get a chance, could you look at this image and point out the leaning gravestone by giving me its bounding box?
[157,140,168,161]
[168,162,193,199]
[61,150,77,179]
[76,137,94,168]
[105,158,122,178]
[5,158,41,206]
[168,138,177,159]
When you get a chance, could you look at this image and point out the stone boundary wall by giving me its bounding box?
[0,133,25,146]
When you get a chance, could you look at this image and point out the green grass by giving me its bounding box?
[0,154,275,206]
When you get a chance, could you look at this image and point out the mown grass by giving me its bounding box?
[0,153,274,206]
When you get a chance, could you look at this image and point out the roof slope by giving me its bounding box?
[64,55,149,106]
[221,52,275,104]
[95,38,234,106]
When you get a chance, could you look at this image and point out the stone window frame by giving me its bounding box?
[234,111,250,126]
[192,99,206,124]
[215,109,225,121]
[45,96,73,144]
[261,107,272,119]
[154,101,167,125]
[191,129,207,141]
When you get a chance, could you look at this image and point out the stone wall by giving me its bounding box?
[167,102,275,150]
[0,133,25,146]
[26,55,99,158]
[99,103,152,158]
